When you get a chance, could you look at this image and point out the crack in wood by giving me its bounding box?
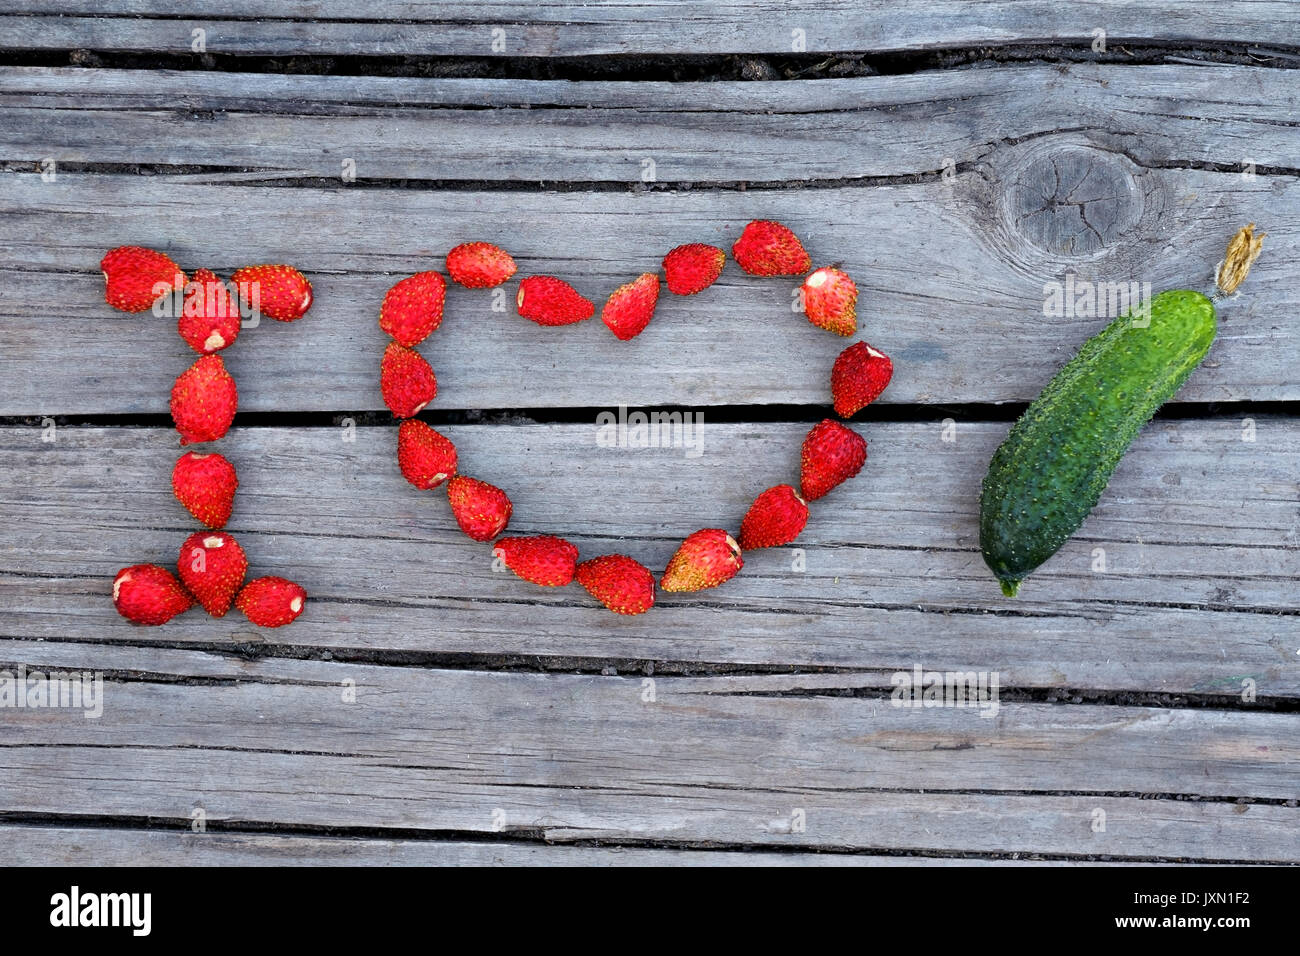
[2,403,1297,431]
[0,637,1293,712]
[1,39,1299,80]
[6,157,1298,186]
[0,811,1292,864]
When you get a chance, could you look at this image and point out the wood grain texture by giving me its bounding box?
[0,168,1295,414]
[5,65,1300,182]
[7,826,1092,866]
[2,65,1297,413]
[0,641,1294,860]
[2,423,1295,695]
[1,2,1298,55]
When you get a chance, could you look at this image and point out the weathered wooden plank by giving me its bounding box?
[7,825,1094,865]
[0,169,1295,414]
[1,2,1298,55]
[2,66,1296,412]
[0,644,1294,858]
[2,423,1296,695]
[4,66,1300,182]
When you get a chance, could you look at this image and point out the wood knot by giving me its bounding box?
[1002,144,1142,257]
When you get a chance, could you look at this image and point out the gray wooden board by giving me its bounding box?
[5,65,1300,181]
[2,423,1296,695]
[9,826,1133,866]
[0,641,1295,859]
[0,169,1296,414]
[1,2,1299,55]
[1,65,1298,413]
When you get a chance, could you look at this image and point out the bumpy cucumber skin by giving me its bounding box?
[980,289,1216,597]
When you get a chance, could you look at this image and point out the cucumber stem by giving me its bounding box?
[1213,223,1265,299]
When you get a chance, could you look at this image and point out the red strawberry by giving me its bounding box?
[380,342,437,418]
[235,576,307,628]
[100,246,185,314]
[494,535,579,587]
[516,276,594,326]
[177,530,248,617]
[178,268,241,354]
[447,476,512,542]
[230,264,313,322]
[446,242,517,289]
[397,419,457,490]
[379,271,446,347]
[576,554,655,615]
[170,354,238,446]
[802,266,857,336]
[112,564,194,626]
[731,220,811,277]
[739,485,809,550]
[663,243,726,295]
[172,451,238,529]
[601,273,659,341]
[661,529,743,593]
[832,341,893,417]
[800,419,867,501]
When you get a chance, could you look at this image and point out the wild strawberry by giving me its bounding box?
[379,271,446,347]
[177,530,248,617]
[178,268,241,354]
[661,529,743,593]
[494,535,579,587]
[739,485,809,550]
[831,341,893,417]
[663,243,725,295]
[802,266,857,336]
[576,554,655,615]
[516,276,593,326]
[447,476,512,542]
[446,242,517,289]
[172,451,238,529]
[112,564,194,626]
[380,342,437,418]
[800,419,867,501]
[731,220,810,277]
[170,354,238,446]
[397,419,457,490]
[101,245,185,313]
[230,264,313,322]
[601,273,659,341]
[235,576,307,628]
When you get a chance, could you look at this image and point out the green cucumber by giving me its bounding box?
[979,289,1216,597]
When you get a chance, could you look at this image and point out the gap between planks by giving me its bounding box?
[2,2,1300,57]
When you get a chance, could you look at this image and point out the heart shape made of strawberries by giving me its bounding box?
[379,220,895,616]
